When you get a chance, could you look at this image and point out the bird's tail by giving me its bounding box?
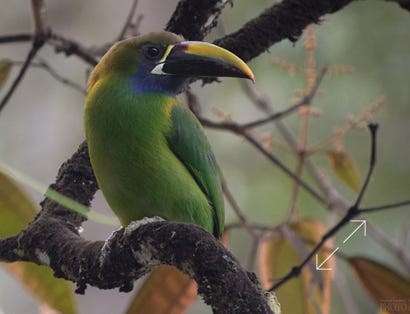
[126,265,198,314]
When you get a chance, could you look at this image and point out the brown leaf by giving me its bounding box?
[259,218,334,314]
[349,257,410,314]
[126,265,197,314]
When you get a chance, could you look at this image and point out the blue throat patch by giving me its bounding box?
[131,61,186,96]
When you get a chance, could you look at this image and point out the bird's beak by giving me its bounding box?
[151,41,255,82]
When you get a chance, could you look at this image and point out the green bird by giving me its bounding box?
[84,31,253,312]
[85,31,253,237]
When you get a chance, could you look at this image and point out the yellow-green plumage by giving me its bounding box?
[84,32,253,238]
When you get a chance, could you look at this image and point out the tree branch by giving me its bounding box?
[166,0,231,40]
[214,0,353,61]
[0,216,275,313]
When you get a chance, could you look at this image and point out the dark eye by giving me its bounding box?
[142,44,163,60]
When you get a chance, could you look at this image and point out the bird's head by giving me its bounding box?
[88,31,254,95]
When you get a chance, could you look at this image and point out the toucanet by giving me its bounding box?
[84,31,254,311]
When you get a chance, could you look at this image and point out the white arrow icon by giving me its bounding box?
[316,247,339,270]
[343,220,367,244]
[316,220,367,271]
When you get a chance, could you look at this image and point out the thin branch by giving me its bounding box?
[243,67,327,129]
[0,33,32,44]
[353,123,378,208]
[12,59,86,95]
[196,67,326,139]
[0,0,49,113]
[220,170,262,270]
[220,172,258,239]
[117,0,140,40]
[359,200,410,214]
[48,33,98,66]
[31,0,48,36]
[0,32,98,66]
[0,40,44,113]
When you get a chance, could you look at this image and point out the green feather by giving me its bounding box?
[167,105,224,237]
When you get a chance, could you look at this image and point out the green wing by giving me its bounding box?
[167,104,224,238]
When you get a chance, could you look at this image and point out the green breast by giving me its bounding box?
[84,77,215,233]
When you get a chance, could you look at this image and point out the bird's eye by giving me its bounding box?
[143,45,163,60]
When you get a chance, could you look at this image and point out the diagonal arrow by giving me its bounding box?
[343,220,367,244]
[316,247,339,271]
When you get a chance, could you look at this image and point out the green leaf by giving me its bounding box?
[328,150,362,193]
[0,172,37,237]
[349,257,410,314]
[0,59,12,90]
[0,172,77,314]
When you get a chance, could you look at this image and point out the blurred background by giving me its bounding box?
[0,0,409,313]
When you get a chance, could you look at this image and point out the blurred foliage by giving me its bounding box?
[349,257,410,314]
[259,218,333,314]
[0,173,77,314]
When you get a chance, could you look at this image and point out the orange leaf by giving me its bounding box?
[328,150,362,192]
[349,257,410,314]
[259,218,334,314]
[126,265,197,314]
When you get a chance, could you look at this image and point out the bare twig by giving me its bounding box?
[11,59,86,95]
[0,41,43,113]
[0,34,32,44]
[117,0,141,40]
[359,200,410,213]
[48,33,98,66]
[353,123,378,208]
[0,0,49,113]
[220,173,257,237]
[244,67,327,129]
[31,0,48,36]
